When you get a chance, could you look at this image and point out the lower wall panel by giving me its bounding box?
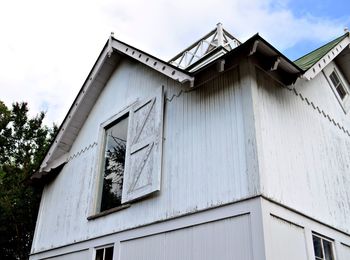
[339,243,350,260]
[42,250,89,260]
[119,214,253,260]
[268,215,308,260]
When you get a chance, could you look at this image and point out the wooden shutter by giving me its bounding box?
[121,86,164,203]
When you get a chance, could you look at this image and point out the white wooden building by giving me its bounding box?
[29,24,350,260]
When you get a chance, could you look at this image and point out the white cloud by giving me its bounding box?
[0,0,347,126]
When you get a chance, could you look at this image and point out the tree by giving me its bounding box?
[0,101,57,260]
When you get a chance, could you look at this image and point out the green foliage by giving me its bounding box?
[0,101,57,260]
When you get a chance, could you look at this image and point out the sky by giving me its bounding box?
[0,0,349,126]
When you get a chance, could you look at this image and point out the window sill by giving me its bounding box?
[87,204,130,220]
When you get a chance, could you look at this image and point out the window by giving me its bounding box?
[312,234,335,260]
[329,70,347,100]
[92,87,164,216]
[95,246,114,260]
[100,114,128,212]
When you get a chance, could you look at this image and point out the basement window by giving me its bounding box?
[99,114,129,212]
[329,70,347,100]
[95,245,114,260]
[312,234,335,260]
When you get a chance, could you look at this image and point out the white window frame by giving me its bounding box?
[93,244,115,260]
[312,233,336,260]
[329,70,348,100]
[325,66,350,113]
[91,104,134,216]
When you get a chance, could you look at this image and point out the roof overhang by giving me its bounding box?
[110,36,194,85]
[193,34,302,87]
[301,34,350,80]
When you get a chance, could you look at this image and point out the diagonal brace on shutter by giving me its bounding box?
[128,142,154,192]
[121,86,164,204]
[132,98,156,145]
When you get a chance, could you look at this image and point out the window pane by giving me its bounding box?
[313,236,323,258]
[105,246,114,260]
[100,116,128,212]
[323,240,334,260]
[95,248,104,260]
[336,83,347,100]
[330,72,339,86]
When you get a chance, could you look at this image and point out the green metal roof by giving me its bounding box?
[294,33,349,71]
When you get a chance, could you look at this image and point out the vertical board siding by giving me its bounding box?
[119,215,253,260]
[255,67,350,234]
[32,60,258,252]
[33,145,98,250]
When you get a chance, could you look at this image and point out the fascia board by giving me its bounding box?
[111,39,194,85]
[39,44,112,172]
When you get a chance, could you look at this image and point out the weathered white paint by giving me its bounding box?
[122,86,164,204]
[31,57,259,253]
[31,48,350,259]
[39,36,194,173]
[254,65,350,234]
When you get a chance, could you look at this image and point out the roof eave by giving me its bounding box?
[192,34,302,87]
[110,38,194,85]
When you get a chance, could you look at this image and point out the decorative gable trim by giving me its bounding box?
[36,35,193,176]
[111,38,194,86]
[302,36,350,80]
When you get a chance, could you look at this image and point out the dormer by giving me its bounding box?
[295,31,350,112]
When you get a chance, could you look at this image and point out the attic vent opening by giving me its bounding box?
[168,23,241,72]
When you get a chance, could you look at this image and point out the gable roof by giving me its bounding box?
[32,35,193,181]
[32,26,303,183]
[294,32,350,80]
[295,33,349,70]
[110,35,194,84]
